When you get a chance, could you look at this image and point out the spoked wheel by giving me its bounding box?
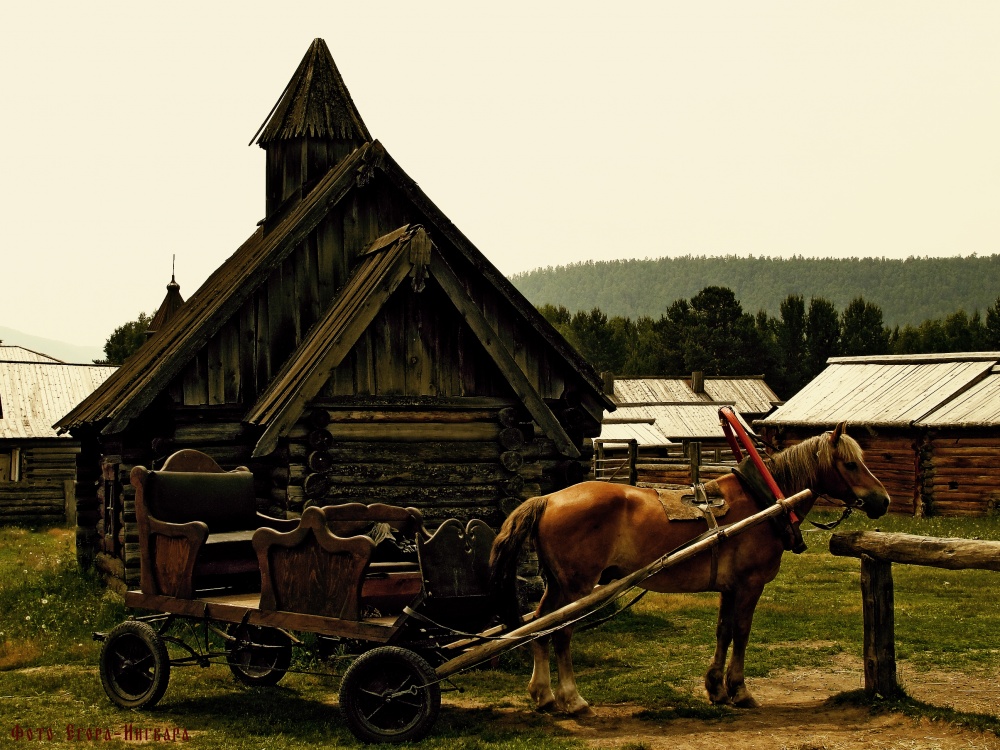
[99,621,170,709]
[225,623,293,687]
[339,646,441,744]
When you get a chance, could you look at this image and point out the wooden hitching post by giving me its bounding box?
[860,553,898,697]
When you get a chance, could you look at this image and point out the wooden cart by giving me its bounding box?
[95,451,811,744]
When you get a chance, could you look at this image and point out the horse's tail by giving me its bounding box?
[489,495,549,628]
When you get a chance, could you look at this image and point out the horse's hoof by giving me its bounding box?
[730,690,760,709]
[708,692,732,706]
[567,702,594,717]
[535,699,557,713]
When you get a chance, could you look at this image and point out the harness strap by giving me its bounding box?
[658,484,721,589]
[732,459,807,554]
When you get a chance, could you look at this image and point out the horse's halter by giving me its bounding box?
[806,437,865,530]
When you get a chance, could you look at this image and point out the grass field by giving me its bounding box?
[2,512,999,748]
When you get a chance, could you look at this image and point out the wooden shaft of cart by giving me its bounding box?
[435,488,813,679]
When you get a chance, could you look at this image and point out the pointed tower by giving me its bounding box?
[255,38,372,217]
[146,272,185,339]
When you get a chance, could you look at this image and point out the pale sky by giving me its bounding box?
[2,1,999,348]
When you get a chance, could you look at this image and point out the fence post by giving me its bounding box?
[689,440,702,485]
[627,440,638,486]
[860,553,898,697]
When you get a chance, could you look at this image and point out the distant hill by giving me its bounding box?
[0,326,103,364]
[509,255,1000,326]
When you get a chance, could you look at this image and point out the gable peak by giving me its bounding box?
[255,38,371,146]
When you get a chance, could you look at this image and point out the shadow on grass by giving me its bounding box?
[831,688,1000,736]
[156,686,579,748]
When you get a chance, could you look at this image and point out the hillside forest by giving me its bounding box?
[513,255,1000,327]
[541,288,1000,401]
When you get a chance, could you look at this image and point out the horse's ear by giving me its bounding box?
[830,421,847,446]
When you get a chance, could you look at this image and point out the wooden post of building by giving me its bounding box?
[860,553,898,697]
[627,439,638,486]
[689,440,702,485]
[64,480,77,527]
[691,371,704,394]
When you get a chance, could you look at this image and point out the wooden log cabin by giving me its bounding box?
[57,39,613,591]
[0,344,115,526]
[758,353,1000,517]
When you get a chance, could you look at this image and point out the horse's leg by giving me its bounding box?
[552,623,591,715]
[725,584,765,708]
[705,590,735,704]
[527,586,558,710]
[528,634,556,711]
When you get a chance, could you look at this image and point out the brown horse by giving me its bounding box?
[489,423,889,715]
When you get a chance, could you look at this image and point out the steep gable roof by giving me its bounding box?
[57,141,610,437]
[255,38,370,145]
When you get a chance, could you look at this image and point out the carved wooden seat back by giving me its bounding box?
[131,449,296,599]
[417,519,495,599]
[254,506,376,620]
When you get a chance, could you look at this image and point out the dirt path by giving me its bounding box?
[472,656,1000,749]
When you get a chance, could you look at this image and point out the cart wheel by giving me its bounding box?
[226,624,292,687]
[339,646,441,744]
[99,621,170,709]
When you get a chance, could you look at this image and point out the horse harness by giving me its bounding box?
[655,484,728,589]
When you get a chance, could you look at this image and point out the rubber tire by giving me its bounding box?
[99,621,170,709]
[225,624,293,687]
[339,646,441,744]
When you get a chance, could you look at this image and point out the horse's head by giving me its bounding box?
[816,422,890,519]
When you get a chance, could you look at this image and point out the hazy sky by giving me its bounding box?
[2,1,999,347]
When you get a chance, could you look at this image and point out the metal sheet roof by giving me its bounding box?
[609,403,753,440]
[597,420,674,446]
[613,376,779,414]
[0,362,116,439]
[0,345,62,364]
[762,356,999,427]
[916,369,1000,427]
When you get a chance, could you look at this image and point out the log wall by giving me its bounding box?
[923,432,1000,517]
[277,398,592,528]
[0,439,78,526]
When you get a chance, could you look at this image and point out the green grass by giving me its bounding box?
[2,513,1000,747]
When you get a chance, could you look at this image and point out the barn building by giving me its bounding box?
[0,344,115,525]
[57,39,613,590]
[758,352,1000,516]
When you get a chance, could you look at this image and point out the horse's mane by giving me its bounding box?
[766,432,864,495]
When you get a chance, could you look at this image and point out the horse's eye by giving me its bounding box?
[844,461,858,471]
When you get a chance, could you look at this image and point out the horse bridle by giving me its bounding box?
[806,439,865,530]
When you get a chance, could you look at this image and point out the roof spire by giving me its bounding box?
[147,260,185,339]
[254,38,371,146]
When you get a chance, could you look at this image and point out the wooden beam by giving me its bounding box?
[428,252,580,459]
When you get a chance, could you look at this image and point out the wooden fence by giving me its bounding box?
[829,530,1000,696]
[593,439,736,488]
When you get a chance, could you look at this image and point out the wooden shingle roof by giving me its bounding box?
[255,38,370,145]
[0,345,62,364]
[57,142,610,438]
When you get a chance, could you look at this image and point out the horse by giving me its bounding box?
[489,423,890,715]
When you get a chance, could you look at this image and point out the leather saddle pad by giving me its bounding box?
[655,487,729,522]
